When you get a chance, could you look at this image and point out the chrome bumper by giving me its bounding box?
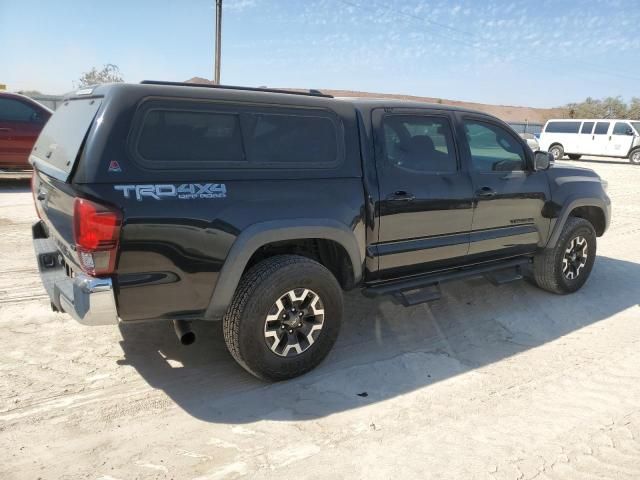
[32,221,119,326]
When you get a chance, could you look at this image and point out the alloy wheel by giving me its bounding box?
[264,288,325,357]
[562,236,588,280]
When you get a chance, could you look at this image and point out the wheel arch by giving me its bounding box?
[546,197,609,248]
[204,219,364,320]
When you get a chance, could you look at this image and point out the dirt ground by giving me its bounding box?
[1,158,639,480]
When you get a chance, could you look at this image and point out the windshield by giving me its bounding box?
[631,122,640,134]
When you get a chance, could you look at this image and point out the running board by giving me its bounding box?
[363,257,531,306]
[484,268,523,286]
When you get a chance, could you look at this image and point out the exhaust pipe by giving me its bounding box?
[173,320,196,346]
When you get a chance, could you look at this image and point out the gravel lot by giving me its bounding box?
[1,158,639,480]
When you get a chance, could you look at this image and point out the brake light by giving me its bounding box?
[73,198,122,276]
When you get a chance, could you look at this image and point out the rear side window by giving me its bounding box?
[244,113,337,164]
[581,122,594,134]
[132,100,341,169]
[594,122,610,135]
[545,121,581,134]
[137,110,245,163]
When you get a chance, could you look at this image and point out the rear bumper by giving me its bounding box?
[32,221,119,326]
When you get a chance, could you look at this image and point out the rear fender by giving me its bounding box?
[204,219,363,320]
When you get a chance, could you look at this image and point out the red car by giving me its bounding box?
[0,92,52,170]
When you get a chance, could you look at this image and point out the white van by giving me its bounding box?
[539,119,640,165]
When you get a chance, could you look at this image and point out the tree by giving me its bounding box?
[601,96,627,118]
[76,64,124,88]
[628,97,640,120]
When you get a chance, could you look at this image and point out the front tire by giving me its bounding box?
[549,144,564,161]
[630,149,640,165]
[223,255,343,381]
[533,217,596,294]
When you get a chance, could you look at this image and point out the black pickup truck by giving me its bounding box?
[30,82,611,380]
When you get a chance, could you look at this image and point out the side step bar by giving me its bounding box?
[363,257,531,307]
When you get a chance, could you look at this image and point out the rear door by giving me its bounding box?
[608,121,635,157]
[592,121,611,156]
[372,108,474,279]
[460,115,550,260]
[579,121,595,155]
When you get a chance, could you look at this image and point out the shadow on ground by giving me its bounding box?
[0,177,31,192]
[118,255,639,423]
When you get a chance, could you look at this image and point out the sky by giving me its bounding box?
[1,0,639,107]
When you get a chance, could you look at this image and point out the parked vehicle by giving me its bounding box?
[30,82,611,380]
[0,92,52,170]
[539,118,640,164]
[509,122,544,139]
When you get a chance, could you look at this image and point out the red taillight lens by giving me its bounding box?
[73,198,122,276]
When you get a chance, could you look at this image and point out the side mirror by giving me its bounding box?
[626,128,635,136]
[534,151,552,170]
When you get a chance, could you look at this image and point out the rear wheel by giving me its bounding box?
[630,149,640,165]
[549,144,564,161]
[568,154,581,160]
[223,255,343,381]
[532,217,596,294]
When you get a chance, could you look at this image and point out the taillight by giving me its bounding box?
[73,198,122,276]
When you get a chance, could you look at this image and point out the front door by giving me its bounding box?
[372,108,474,279]
[608,121,635,157]
[592,121,611,156]
[460,115,551,261]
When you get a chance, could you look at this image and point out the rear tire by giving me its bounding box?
[630,149,640,165]
[223,255,343,381]
[549,144,564,161]
[533,217,596,294]
[568,154,581,160]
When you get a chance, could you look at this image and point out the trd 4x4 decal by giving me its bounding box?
[114,184,227,201]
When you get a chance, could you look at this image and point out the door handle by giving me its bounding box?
[475,186,496,198]
[386,190,415,202]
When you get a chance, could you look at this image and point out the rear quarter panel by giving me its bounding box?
[84,179,365,321]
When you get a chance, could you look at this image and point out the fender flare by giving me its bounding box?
[203,219,364,320]
[545,196,610,249]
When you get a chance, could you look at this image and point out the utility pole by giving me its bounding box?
[214,0,222,84]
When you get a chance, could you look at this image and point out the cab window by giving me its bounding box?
[464,120,526,172]
[382,115,457,173]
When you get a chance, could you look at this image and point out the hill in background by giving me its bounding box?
[186,77,564,124]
